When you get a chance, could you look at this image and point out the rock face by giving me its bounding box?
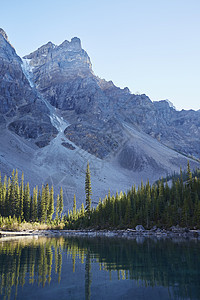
[0,29,199,210]
[23,36,200,161]
[0,29,58,147]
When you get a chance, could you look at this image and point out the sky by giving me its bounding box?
[1,0,200,111]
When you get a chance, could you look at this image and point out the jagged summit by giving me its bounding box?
[0,28,8,41]
[0,31,199,209]
[0,28,17,59]
[20,34,200,160]
[24,37,83,60]
[24,41,55,60]
[23,36,92,74]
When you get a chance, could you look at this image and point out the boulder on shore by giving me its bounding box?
[135,225,145,231]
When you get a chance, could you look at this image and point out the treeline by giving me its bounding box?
[66,162,200,229]
[156,166,200,184]
[0,170,63,223]
[0,162,200,229]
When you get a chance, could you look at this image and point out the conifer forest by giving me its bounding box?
[0,162,200,230]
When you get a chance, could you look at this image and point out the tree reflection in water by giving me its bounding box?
[0,236,199,299]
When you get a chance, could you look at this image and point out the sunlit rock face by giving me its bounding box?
[22,35,200,161]
[0,29,199,172]
[0,28,199,209]
[0,29,57,146]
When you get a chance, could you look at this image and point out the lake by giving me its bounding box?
[0,235,199,299]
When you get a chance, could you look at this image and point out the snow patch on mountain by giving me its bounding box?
[21,58,34,87]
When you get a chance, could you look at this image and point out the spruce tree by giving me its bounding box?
[56,194,60,222]
[85,162,92,218]
[187,161,193,190]
[45,184,50,218]
[24,182,31,221]
[32,187,38,221]
[9,170,15,216]
[37,190,42,221]
[47,186,54,222]
[80,203,85,218]
[19,173,24,220]
[73,194,77,220]
[41,185,46,223]
[59,187,63,220]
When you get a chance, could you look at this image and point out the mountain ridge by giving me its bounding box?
[0,29,199,210]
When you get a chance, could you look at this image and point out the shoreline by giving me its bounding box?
[1,227,200,240]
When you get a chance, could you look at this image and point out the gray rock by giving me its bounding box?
[135,225,145,231]
[0,29,58,146]
[22,34,200,161]
[0,29,200,213]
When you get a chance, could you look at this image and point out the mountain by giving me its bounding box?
[23,36,200,160]
[0,29,199,210]
[0,28,57,147]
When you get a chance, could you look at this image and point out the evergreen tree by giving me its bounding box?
[85,162,92,218]
[37,190,42,221]
[56,194,60,222]
[80,203,85,218]
[41,185,46,223]
[32,187,38,221]
[47,186,54,222]
[73,194,77,220]
[19,173,24,220]
[187,161,193,189]
[24,183,31,221]
[59,187,63,220]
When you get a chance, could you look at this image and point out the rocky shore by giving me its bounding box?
[1,225,200,240]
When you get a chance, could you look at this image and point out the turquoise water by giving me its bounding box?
[0,236,199,299]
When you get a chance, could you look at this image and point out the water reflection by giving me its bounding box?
[0,236,199,299]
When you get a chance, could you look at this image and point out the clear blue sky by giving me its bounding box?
[1,0,200,110]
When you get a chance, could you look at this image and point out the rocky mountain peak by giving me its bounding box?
[0,28,18,61]
[59,37,82,51]
[24,41,55,60]
[70,37,82,50]
[0,28,8,41]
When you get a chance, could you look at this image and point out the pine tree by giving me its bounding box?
[19,173,24,220]
[32,186,38,221]
[85,162,92,218]
[41,185,46,223]
[24,183,31,221]
[9,170,16,216]
[80,203,85,218]
[37,190,42,221]
[145,180,151,228]
[5,177,11,216]
[187,161,193,189]
[56,194,60,222]
[45,184,50,219]
[47,186,54,222]
[73,194,77,220]
[30,196,34,221]
[59,187,63,221]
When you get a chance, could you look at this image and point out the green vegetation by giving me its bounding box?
[0,162,200,230]
[65,162,200,229]
[156,166,200,184]
[0,170,64,230]
[85,162,92,218]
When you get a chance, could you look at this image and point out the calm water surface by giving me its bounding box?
[0,236,199,300]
